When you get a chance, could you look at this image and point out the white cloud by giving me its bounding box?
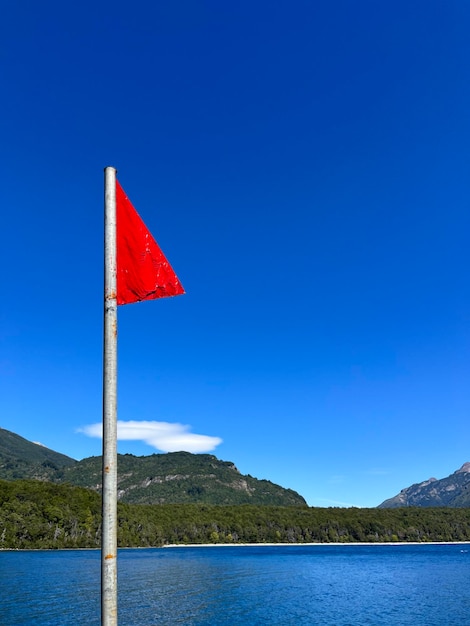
[78,420,222,453]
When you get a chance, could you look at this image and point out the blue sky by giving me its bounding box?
[2,1,470,507]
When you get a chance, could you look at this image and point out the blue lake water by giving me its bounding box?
[1,544,470,625]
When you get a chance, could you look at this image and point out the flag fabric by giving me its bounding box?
[116,180,185,305]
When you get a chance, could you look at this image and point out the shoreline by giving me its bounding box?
[2,541,470,552]
[162,541,470,548]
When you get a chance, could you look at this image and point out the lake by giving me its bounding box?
[1,544,470,625]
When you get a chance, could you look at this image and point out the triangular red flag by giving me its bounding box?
[116,180,185,305]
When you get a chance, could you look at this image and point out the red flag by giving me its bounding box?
[116,180,185,305]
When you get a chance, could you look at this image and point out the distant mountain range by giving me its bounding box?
[379,463,470,508]
[0,428,306,506]
[5,427,470,509]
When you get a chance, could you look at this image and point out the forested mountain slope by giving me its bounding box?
[0,428,305,506]
[0,427,76,481]
[2,479,470,549]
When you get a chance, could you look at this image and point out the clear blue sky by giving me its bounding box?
[2,1,470,507]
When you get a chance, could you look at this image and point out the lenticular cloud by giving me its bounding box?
[78,420,222,453]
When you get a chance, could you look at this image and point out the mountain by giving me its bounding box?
[62,452,306,505]
[0,427,76,481]
[378,463,470,508]
[0,428,306,506]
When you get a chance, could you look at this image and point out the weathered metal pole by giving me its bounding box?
[102,166,118,625]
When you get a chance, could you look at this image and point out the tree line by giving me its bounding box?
[2,479,470,550]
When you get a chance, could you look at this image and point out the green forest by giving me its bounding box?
[2,479,470,550]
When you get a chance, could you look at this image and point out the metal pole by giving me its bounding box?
[102,166,118,625]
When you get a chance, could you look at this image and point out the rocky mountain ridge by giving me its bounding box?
[379,463,470,508]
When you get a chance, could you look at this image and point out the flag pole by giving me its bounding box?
[102,166,118,625]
